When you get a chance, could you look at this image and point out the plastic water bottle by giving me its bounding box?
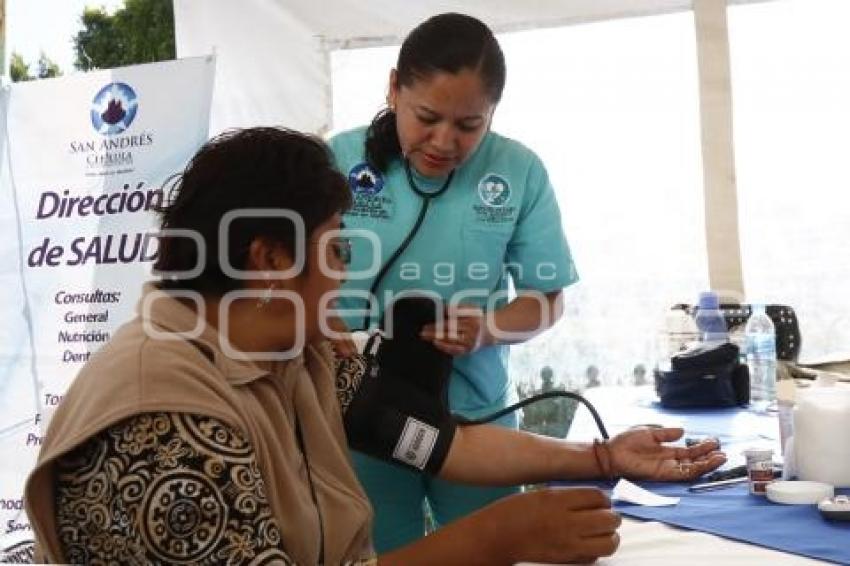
[694,291,728,344]
[664,306,700,356]
[746,304,777,411]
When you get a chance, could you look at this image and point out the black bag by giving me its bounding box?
[654,342,750,408]
[675,303,801,361]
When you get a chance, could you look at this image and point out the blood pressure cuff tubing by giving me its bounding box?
[339,296,457,475]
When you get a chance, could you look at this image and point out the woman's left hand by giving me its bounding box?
[420,304,489,356]
[607,427,726,481]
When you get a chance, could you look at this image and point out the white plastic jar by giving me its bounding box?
[792,384,850,487]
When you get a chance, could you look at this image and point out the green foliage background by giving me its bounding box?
[516,366,578,439]
[8,0,174,82]
[74,0,175,71]
[10,52,62,82]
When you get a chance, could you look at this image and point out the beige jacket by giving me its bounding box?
[25,283,374,564]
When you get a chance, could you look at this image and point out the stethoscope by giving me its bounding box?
[361,159,455,329]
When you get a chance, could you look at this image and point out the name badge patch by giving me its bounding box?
[347,162,394,220]
[348,162,384,195]
[474,173,516,223]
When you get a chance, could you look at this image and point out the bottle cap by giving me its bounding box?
[698,291,719,309]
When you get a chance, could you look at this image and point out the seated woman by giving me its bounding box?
[25,127,725,565]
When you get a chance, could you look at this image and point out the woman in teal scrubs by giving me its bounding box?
[329,12,578,551]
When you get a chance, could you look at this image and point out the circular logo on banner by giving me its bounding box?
[91,82,138,135]
[477,174,511,207]
[348,162,384,195]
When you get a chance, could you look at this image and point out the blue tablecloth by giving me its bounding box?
[552,479,850,565]
[564,387,850,564]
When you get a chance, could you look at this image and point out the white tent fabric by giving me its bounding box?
[174,0,776,306]
[174,0,332,134]
[173,0,772,136]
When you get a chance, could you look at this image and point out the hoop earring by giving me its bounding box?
[257,272,274,308]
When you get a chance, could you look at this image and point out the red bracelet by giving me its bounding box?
[593,438,615,480]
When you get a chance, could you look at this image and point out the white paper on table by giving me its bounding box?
[611,479,680,506]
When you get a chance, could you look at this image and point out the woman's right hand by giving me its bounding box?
[379,487,620,566]
[491,488,621,565]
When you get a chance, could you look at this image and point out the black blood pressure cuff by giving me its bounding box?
[339,296,457,475]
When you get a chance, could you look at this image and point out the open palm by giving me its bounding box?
[608,427,726,481]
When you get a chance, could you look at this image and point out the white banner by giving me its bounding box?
[0,55,215,556]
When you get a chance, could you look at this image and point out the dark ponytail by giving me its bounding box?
[365,108,401,172]
[363,13,506,173]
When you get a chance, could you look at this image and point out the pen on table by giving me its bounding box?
[688,476,749,492]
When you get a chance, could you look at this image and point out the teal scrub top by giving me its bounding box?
[328,127,578,417]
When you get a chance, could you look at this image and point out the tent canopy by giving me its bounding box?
[173,0,770,135]
[174,0,763,297]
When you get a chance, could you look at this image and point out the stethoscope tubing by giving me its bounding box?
[361,160,455,329]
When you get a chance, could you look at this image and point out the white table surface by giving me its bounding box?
[518,516,830,565]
